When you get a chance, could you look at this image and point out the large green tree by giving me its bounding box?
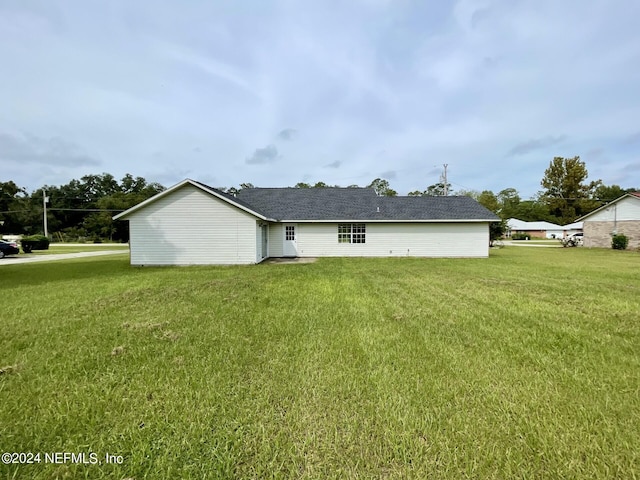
[5,173,165,241]
[83,175,164,241]
[496,188,521,219]
[0,181,28,234]
[540,156,601,224]
[509,200,554,222]
[477,190,499,213]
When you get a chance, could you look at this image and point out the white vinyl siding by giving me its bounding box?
[127,184,257,265]
[583,197,640,222]
[295,222,489,258]
[268,223,284,257]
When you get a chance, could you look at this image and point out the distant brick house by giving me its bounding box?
[577,192,640,249]
[506,219,565,239]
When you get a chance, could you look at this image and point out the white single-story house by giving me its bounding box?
[113,179,500,265]
[576,192,640,248]
[507,219,565,239]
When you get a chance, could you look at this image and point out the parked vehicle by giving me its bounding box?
[0,240,20,258]
[562,232,583,247]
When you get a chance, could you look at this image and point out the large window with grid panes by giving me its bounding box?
[338,223,366,243]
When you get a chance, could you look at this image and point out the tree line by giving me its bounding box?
[0,174,164,242]
[457,156,637,225]
[364,156,635,226]
[1,156,636,242]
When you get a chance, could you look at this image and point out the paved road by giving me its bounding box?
[0,250,126,265]
[502,241,562,248]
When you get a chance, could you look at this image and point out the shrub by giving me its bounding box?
[21,235,50,253]
[511,233,531,240]
[611,234,629,250]
[490,220,508,243]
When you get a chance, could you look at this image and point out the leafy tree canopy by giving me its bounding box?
[0,181,29,233]
[424,183,453,196]
[594,184,628,202]
[456,189,481,200]
[408,183,453,196]
[540,156,601,224]
[490,219,508,245]
[0,173,165,241]
[367,178,397,196]
[477,190,500,213]
[509,200,554,223]
[496,188,521,218]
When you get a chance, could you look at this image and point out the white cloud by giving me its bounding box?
[0,0,638,195]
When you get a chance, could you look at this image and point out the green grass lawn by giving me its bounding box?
[1,248,639,479]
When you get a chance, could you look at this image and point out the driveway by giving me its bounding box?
[0,250,126,265]
[502,241,562,248]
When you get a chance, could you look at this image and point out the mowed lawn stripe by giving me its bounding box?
[0,248,639,479]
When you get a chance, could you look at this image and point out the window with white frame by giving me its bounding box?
[338,223,366,243]
[285,225,295,241]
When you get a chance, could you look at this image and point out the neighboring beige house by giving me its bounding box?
[576,192,640,248]
[113,179,499,266]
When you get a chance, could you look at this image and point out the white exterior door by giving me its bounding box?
[283,223,298,257]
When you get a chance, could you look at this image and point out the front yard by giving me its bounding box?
[1,248,638,478]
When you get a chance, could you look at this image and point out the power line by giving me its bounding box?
[0,208,125,214]
[48,208,126,212]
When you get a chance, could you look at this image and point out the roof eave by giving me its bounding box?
[113,179,270,221]
[575,193,639,222]
[278,218,497,223]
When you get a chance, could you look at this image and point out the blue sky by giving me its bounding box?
[1,0,639,197]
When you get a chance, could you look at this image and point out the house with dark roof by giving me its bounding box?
[113,179,499,265]
[506,218,565,239]
[576,192,640,249]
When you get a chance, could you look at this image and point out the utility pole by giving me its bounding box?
[442,164,449,196]
[43,190,49,237]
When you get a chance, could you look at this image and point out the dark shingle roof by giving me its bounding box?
[375,195,500,221]
[236,187,498,221]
